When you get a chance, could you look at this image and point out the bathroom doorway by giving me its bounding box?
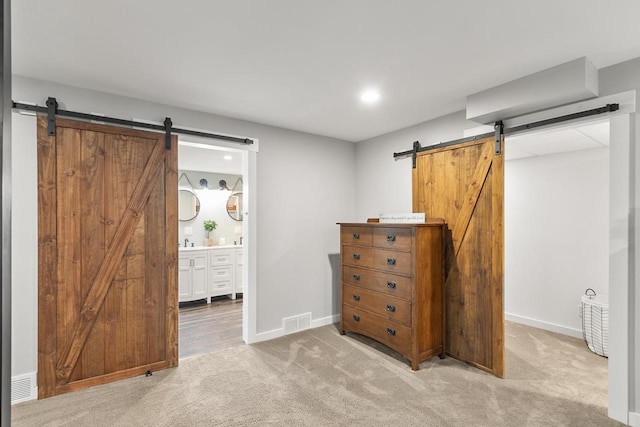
[177,140,248,360]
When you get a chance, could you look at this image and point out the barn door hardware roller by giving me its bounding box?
[394,102,620,166]
[12,97,256,149]
[494,120,503,155]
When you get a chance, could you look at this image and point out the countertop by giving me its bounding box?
[179,245,243,251]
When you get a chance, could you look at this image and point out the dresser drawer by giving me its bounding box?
[372,249,412,276]
[343,284,411,326]
[342,245,373,269]
[373,227,412,251]
[342,304,411,355]
[343,266,412,300]
[341,226,372,247]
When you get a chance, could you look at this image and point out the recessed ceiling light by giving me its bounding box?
[360,89,381,104]
[223,155,233,160]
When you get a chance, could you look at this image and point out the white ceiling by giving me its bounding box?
[506,120,609,161]
[178,142,243,175]
[12,1,640,142]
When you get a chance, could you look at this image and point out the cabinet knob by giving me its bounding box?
[353,253,361,260]
[353,314,360,321]
[352,232,360,239]
[387,281,397,289]
[352,274,360,281]
[387,258,396,265]
[387,328,396,336]
[386,304,396,312]
[386,235,396,242]
[353,294,360,301]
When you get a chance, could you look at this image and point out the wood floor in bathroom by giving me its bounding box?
[178,296,244,360]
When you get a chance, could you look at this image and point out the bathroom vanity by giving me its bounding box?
[178,245,244,303]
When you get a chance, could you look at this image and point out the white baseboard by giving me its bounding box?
[11,372,37,404]
[254,327,284,343]
[311,314,339,328]
[505,312,583,339]
[629,411,640,426]
[254,313,340,343]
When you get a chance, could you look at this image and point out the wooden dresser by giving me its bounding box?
[338,221,445,370]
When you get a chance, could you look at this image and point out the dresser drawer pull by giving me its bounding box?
[352,274,360,281]
[353,314,360,321]
[386,235,396,242]
[353,253,361,260]
[386,304,396,312]
[387,281,397,289]
[352,232,360,239]
[386,327,396,336]
[353,294,360,301]
[387,258,396,265]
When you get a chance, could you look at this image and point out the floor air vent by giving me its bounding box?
[11,373,36,404]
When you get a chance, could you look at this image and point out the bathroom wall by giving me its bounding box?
[178,170,244,247]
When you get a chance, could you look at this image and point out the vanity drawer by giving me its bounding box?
[372,249,412,276]
[342,304,411,356]
[343,284,411,326]
[373,227,412,252]
[210,251,232,266]
[342,246,373,269]
[210,265,232,282]
[341,226,373,247]
[342,266,412,300]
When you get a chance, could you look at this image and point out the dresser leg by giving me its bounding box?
[438,352,446,359]
[411,360,419,371]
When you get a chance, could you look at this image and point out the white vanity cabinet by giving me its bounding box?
[179,246,244,303]
[178,250,208,302]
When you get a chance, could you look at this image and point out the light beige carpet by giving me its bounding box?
[12,321,620,426]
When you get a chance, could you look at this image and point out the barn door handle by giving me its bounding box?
[387,281,397,289]
[352,232,360,239]
[387,258,396,265]
[353,294,360,301]
[352,274,360,281]
[386,328,396,336]
[386,304,396,312]
[387,235,396,242]
[353,314,360,321]
[353,253,360,260]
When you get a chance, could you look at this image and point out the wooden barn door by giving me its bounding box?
[38,117,178,397]
[413,136,504,377]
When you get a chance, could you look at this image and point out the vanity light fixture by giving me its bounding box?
[199,178,209,189]
[360,89,381,104]
[218,179,230,191]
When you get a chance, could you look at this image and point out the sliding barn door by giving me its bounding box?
[413,136,504,377]
[38,117,178,397]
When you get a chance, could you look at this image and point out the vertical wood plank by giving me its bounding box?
[165,135,179,368]
[79,131,106,379]
[103,135,129,374]
[55,126,84,383]
[491,139,505,378]
[37,117,58,399]
[145,163,166,363]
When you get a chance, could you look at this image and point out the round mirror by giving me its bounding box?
[226,192,243,221]
[178,190,200,221]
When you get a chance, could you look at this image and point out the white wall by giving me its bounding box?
[177,170,243,246]
[11,76,357,381]
[355,111,473,220]
[504,148,609,337]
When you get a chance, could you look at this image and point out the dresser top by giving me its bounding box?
[338,218,445,227]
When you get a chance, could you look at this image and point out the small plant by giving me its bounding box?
[203,220,218,232]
